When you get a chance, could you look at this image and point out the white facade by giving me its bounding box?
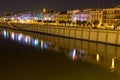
[89,9,103,23]
[71,12,89,22]
[102,7,120,25]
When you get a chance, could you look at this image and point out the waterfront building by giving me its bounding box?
[51,13,59,21]
[58,11,70,21]
[70,10,90,22]
[89,9,102,23]
[102,6,120,29]
[89,9,103,28]
[33,8,55,25]
[12,13,34,23]
[57,11,71,26]
[34,13,44,21]
[42,13,52,21]
[0,5,120,29]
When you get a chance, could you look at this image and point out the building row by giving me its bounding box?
[1,6,120,29]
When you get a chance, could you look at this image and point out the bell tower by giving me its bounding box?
[43,8,46,13]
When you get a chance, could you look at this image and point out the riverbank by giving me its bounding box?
[0,22,120,45]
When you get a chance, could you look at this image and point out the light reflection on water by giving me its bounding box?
[1,28,120,76]
[1,29,47,49]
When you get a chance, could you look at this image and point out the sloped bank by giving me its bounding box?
[0,22,120,45]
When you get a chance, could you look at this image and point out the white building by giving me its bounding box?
[71,11,90,22]
[102,7,120,26]
[89,9,103,23]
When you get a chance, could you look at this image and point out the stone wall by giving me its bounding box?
[0,22,120,45]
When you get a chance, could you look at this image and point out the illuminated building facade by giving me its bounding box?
[71,11,90,22]
[57,11,71,21]
[89,9,102,23]
[1,5,120,28]
[102,7,120,27]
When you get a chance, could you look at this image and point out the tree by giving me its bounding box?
[93,20,99,29]
[58,21,68,26]
[76,21,82,26]
[113,20,120,30]
[81,21,87,27]
[67,21,72,26]
[87,22,92,29]
[116,20,120,25]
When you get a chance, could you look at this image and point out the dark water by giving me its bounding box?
[0,27,120,80]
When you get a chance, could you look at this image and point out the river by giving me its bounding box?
[0,27,120,80]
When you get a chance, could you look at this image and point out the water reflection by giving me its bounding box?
[70,49,76,61]
[70,49,87,61]
[96,54,100,62]
[0,28,120,73]
[2,30,8,39]
[1,30,47,50]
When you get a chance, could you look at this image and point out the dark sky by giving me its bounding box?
[0,0,120,13]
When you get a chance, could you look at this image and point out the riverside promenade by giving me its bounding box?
[0,22,120,45]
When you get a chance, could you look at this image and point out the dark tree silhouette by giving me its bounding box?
[93,20,99,29]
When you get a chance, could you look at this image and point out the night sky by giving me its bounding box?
[0,0,120,13]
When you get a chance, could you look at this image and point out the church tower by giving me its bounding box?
[43,8,46,13]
